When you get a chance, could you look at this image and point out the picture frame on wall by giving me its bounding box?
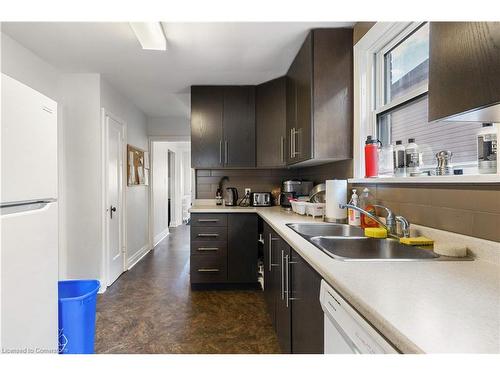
[127,144,149,186]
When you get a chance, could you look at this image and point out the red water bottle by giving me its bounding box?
[364,136,380,177]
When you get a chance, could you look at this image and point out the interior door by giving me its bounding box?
[105,113,124,286]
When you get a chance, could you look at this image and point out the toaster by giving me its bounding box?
[250,192,271,207]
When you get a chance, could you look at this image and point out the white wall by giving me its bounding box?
[100,79,150,265]
[2,32,151,286]
[152,142,170,246]
[58,73,102,280]
[147,116,190,137]
[1,33,60,101]
[181,150,192,197]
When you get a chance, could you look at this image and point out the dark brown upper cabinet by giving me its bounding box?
[256,77,287,168]
[429,22,500,122]
[223,86,256,167]
[191,86,224,168]
[286,28,353,166]
[191,86,256,169]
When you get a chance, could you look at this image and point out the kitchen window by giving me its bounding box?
[352,22,497,182]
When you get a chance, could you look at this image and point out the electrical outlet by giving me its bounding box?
[245,188,251,195]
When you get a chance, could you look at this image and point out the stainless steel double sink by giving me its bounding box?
[287,223,470,262]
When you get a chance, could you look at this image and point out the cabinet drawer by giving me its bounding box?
[191,241,227,257]
[191,214,227,227]
[191,226,227,241]
[190,255,227,283]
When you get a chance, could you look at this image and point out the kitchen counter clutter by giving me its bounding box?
[189,203,500,354]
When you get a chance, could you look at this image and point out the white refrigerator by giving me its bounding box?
[1,74,58,353]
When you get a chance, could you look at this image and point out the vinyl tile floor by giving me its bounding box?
[95,224,281,354]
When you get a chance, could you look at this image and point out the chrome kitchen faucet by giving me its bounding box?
[339,203,411,238]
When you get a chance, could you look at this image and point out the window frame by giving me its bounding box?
[352,22,500,184]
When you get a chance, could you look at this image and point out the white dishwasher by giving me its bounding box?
[319,280,397,354]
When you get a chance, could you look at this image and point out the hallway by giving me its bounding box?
[95,225,281,354]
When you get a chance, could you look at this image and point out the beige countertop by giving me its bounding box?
[190,204,500,354]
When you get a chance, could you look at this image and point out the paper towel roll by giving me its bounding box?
[325,180,347,222]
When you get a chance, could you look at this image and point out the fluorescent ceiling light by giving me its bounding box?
[129,22,166,51]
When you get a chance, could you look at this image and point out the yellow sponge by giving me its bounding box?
[400,236,434,246]
[364,227,388,238]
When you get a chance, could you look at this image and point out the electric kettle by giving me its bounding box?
[224,187,238,206]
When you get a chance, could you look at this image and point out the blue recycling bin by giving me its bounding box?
[58,280,100,354]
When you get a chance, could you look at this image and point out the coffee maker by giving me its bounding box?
[280,179,313,210]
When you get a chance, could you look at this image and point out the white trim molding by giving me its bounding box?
[354,22,414,180]
[127,243,151,270]
[100,108,128,287]
[154,227,170,247]
[353,23,500,185]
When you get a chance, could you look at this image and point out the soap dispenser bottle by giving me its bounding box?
[348,189,361,226]
[359,188,378,228]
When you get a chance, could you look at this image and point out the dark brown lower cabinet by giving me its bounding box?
[262,222,324,354]
[275,238,292,353]
[190,213,258,285]
[290,249,324,353]
[263,223,279,329]
[228,214,258,283]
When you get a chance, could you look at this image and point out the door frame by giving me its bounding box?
[167,149,176,227]
[101,108,127,289]
[148,136,190,249]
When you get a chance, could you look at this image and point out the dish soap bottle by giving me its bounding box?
[348,189,361,227]
[359,188,378,228]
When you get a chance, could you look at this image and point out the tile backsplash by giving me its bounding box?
[195,160,353,200]
[195,160,499,243]
[352,183,500,242]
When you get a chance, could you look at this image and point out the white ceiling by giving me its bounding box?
[2,22,353,119]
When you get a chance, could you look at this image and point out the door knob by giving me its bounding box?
[110,205,117,219]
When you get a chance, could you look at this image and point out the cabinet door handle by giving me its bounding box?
[268,233,279,271]
[219,140,223,165]
[197,247,219,252]
[281,249,285,300]
[280,136,285,163]
[293,128,302,156]
[291,128,300,157]
[197,233,219,238]
[285,254,290,308]
[197,219,219,223]
[224,140,228,164]
[197,268,220,273]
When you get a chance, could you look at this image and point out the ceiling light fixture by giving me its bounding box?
[129,22,167,51]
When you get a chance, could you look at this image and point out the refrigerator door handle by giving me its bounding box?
[0,199,56,216]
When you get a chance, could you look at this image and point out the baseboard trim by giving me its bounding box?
[154,228,170,247]
[127,243,151,270]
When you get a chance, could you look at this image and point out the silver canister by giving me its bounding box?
[435,150,454,176]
